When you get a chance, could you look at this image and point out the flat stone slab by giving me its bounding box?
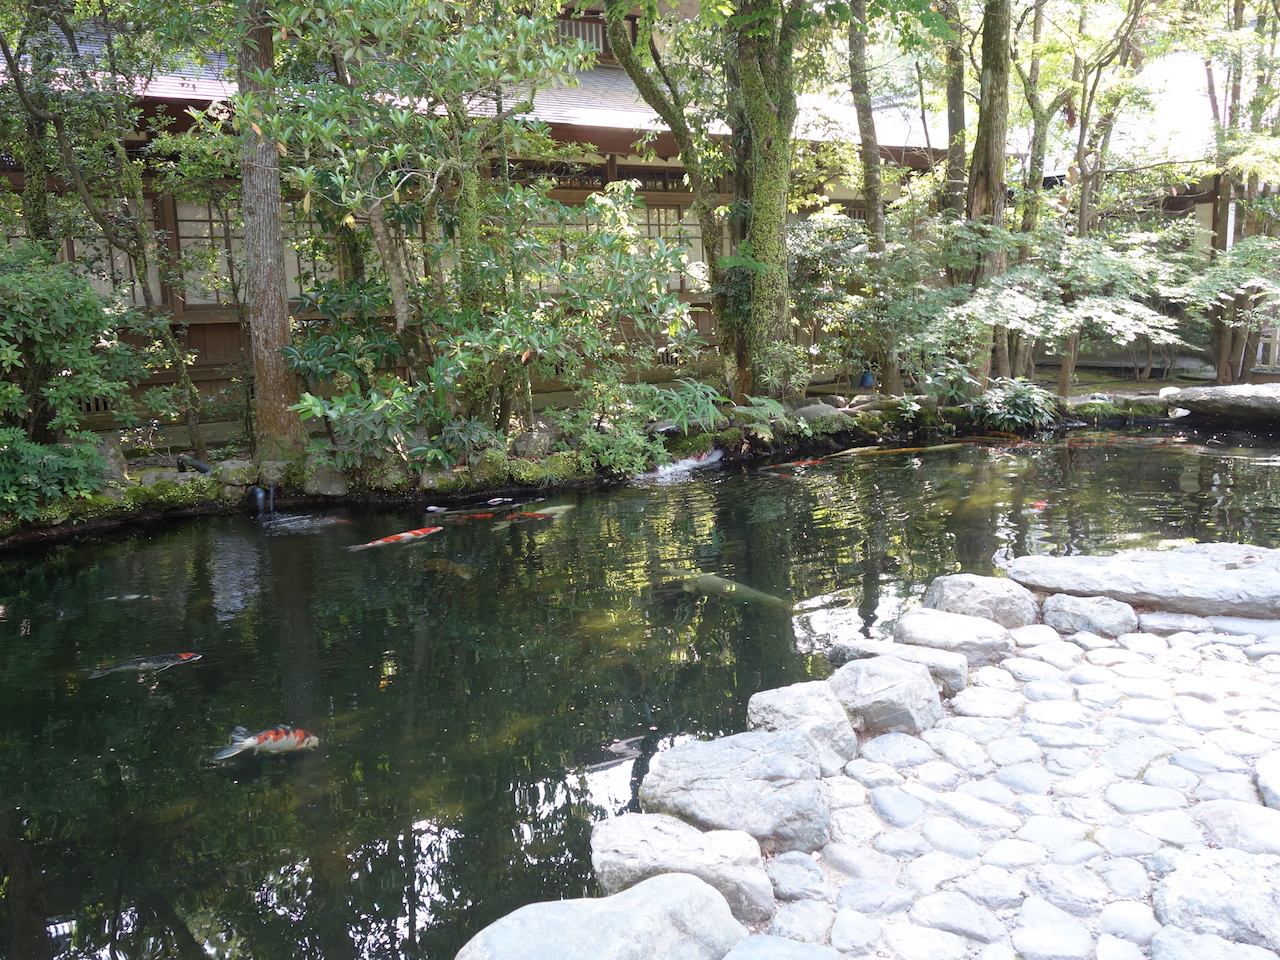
[1210,617,1280,639]
[455,872,748,960]
[1005,543,1280,619]
[591,813,775,922]
[640,730,832,854]
[894,608,1016,666]
[828,640,970,696]
[1170,383,1280,421]
[921,573,1040,629]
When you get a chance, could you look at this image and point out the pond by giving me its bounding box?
[2,426,1279,959]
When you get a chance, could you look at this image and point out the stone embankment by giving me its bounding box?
[455,543,1280,960]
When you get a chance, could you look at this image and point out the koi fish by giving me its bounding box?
[665,567,795,612]
[102,594,161,602]
[213,725,319,760]
[424,558,474,579]
[347,526,443,551]
[88,652,201,678]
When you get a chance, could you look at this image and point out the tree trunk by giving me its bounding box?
[367,199,422,377]
[737,7,799,397]
[1058,332,1080,396]
[941,1,967,218]
[967,0,1011,387]
[238,10,308,461]
[849,1,884,250]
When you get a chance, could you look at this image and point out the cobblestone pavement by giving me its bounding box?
[771,627,1280,960]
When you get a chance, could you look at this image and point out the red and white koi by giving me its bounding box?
[213,725,320,760]
[347,526,443,551]
[88,652,201,678]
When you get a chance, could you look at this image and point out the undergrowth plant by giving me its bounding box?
[967,378,1060,433]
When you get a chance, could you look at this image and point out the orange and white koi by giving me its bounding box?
[347,526,443,551]
[213,725,319,760]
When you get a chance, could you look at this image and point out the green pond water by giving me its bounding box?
[2,427,1279,959]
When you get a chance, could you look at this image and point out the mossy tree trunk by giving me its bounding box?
[238,6,309,461]
[736,0,801,398]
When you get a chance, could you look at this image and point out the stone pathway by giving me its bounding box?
[458,552,1280,960]
[756,622,1280,960]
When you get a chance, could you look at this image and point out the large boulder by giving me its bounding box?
[591,814,775,923]
[922,574,1040,629]
[748,681,858,776]
[1005,543,1280,619]
[454,872,748,960]
[302,454,349,496]
[1170,384,1280,422]
[1153,847,1280,950]
[827,656,943,733]
[827,639,970,697]
[640,730,832,854]
[893,608,1017,666]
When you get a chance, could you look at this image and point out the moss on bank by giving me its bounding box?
[0,396,1143,547]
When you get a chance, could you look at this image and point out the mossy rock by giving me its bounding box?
[715,427,744,450]
[665,431,715,457]
[807,413,858,436]
[1118,396,1171,417]
[471,448,511,485]
[1066,399,1122,421]
[542,450,587,483]
[853,412,887,434]
[419,468,473,493]
[508,458,549,486]
[122,478,221,509]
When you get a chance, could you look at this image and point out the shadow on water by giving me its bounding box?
[1,427,1278,958]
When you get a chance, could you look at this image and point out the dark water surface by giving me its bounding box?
[2,428,1278,958]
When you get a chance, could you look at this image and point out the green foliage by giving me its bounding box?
[645,379,727,434]
[1176,235,1280,335]
[968,379,1061,434]
[549,378,724,477]
[0,429,108,520]
[0,244,150,437]
[948,221,1193,354]
[290,372,499,473]
[0,246,160,521]
[754,341,814,403]
[919,358,981,405]
[282,316,404,394]
[727,396,794,443]
[787,207,977,387]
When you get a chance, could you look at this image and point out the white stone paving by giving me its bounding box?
[747,599,1280,958]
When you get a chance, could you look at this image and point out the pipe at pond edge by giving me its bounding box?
[177,455,213,474]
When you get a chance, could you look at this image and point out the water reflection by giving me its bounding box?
[0,428,1278,958]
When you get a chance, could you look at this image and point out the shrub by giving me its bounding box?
[968,378,1060,433]
[0,430,108,520]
